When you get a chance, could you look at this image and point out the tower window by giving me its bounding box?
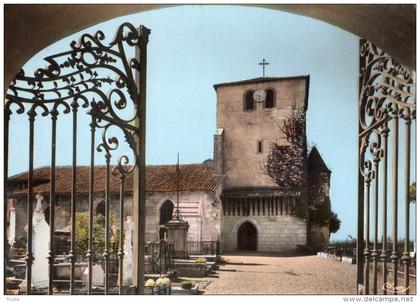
[257,141,263,153]
[265,89,275,108]
[244,91,254,111]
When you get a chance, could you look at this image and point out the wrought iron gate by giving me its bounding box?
[4,23,150,295]
[357,39,416,295]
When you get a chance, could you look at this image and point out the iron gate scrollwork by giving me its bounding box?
[4,22,150,295]
[357,39,416,295]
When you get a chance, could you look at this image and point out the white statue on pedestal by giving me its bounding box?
[8,207,16,246]
[31,194,50,289]
[123,216,133,285]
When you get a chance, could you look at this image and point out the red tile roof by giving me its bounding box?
[8,164,224,196]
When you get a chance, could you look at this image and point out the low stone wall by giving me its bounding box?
[175,263,207,278]
[222,215,306,252]
[317,252,356,264]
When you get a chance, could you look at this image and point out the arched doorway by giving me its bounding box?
[96,200,105,217]
[237,222,257,251]
[160,200,174,225]
[159,200,174,240]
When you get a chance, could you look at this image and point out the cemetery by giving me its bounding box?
[5,193,220,295]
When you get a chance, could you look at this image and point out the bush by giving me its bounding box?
[329,212,341,234]
[181,281,193,290]
[75,212,122,258]
[294,203,308,221]
[310,203,331,226]
[300,201,341,234]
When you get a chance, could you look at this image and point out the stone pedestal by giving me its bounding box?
[165,220,189,259]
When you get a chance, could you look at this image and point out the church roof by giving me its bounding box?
[213,75,310,111]
[8,164,224,196]
[213,75,309,90]
[308,146,331,174]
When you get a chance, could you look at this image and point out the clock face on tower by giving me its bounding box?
[253,89,266,102]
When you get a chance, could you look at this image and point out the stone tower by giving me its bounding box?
[214,76,309,187]
[213,76,311,252]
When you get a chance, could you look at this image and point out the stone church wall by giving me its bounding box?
[222,215,306,252]
[8,193,133,240]
[8,188,223,246]
[145,190,222,243]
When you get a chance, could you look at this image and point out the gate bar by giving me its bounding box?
[390,114,399,295]
[48,108,58,295]
[104,154,111,294]
[118,175,125,294]
[380,122,389,294]
[135,25,150,295]
[26,107,36,294]
[87,118,95,294]
[372,146,380,294]
[69,100,79,294]
[402,112,412,294]
[4,107,10,296]
[363,178,371,295]
[356,39,365,294]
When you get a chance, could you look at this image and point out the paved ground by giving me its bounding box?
[201,252,356,295]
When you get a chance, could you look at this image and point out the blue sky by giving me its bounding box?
[7,5,415,241]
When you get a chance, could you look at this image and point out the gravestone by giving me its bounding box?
[83,264,104,286]
[31,194,50,289]
[166,219,189,258]
[123,216,133,285]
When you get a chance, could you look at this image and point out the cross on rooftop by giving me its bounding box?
[258,58,269,77]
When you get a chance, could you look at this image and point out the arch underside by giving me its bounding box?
[4,4,415,88]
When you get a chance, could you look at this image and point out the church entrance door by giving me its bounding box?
[237,222,257,251]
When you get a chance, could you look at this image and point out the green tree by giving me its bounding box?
[75,212,121,258]
[329,212,341,234]
[297,202,341,234]
[263,108,307,191]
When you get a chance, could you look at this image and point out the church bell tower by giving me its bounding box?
[213,74,311,253]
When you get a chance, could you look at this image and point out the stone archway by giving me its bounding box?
[4,4,415,88]
[237,221,258,251]
[96,200,105,217]
[159,200,174,240]
[159,200,174,225]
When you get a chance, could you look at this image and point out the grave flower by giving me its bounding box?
[195,257,207,263]
[156,277,170,286]
[145,279,156,287]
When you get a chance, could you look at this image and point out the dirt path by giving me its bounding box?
[202,252,356,295]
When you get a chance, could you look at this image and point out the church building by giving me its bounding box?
[214,75,312,251]
[6,75,332,253]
